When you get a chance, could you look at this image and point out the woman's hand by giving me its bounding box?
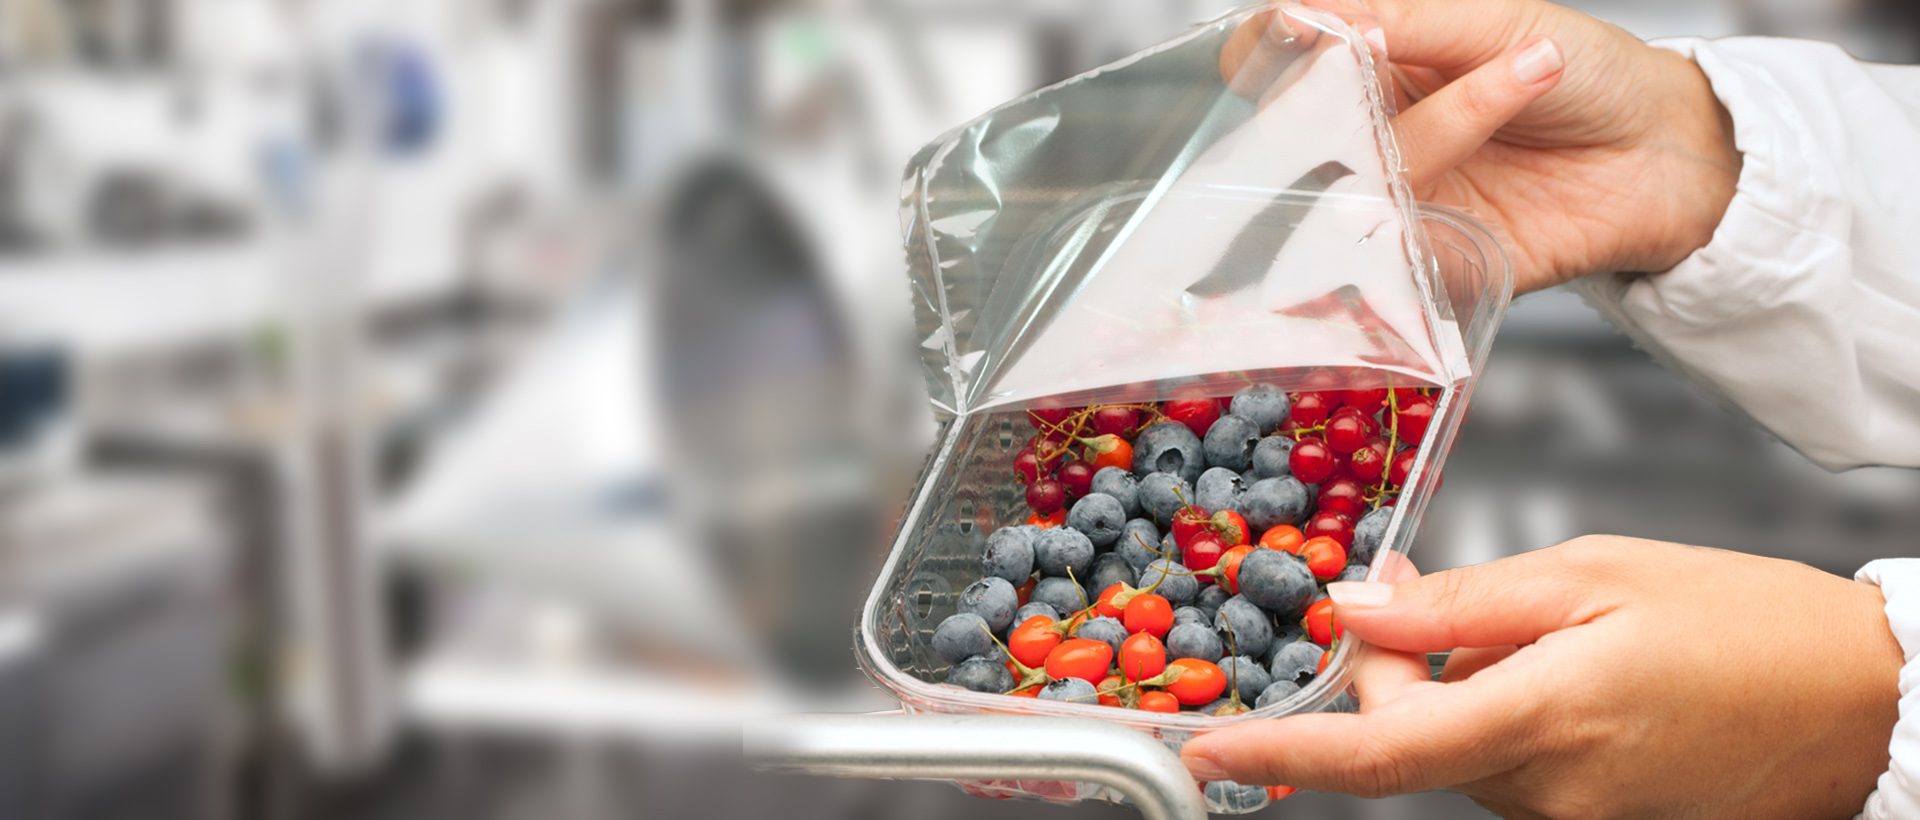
[1182,537,1903,818]
[1229,0,1744,294]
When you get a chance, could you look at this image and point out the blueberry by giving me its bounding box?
[1140,559,1199,606]
[981,526,1037,585]
[1033,528,1094,578]
[1230,385,1290,432]
[1201,414,1262,473]
[1165,622,1224,662]
[1090,467,1143,519]
[945,656,1014,693]
[932,613,994,664]
[1013,602,1060,625]
[1236,550,1316,616]
[1031,576,1086,615]
[1204,781,1269,812]
[1213,596,1274,659]
[1335,563,1370,583]
[959,577,1019,633]
[1196,585,1231,623]
[1066,493,1127,548]
[1239,476,1311,531]
[1351,506,1392,567]
[1194,467,1245,514]
[1221,654,1272,704]
[1087,552,1136,595]
[1250,436,1294,479]
[1255,680,1303,710]
[1269,640,1325,687]
[1269,621,1309,656]
[1173,606,1210,627]
[1117,518,1165,571]
[1039,677,1098,704]
[1074,616,1127,655]
[1133,422,1204,484]
[1137,472,1194,527]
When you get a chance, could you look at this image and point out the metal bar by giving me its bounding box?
[744,714,1208,820]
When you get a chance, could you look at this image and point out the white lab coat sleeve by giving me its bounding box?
[1570,37,1920,471]
[1856,560,1920,820]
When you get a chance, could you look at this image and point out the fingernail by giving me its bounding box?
[1511,38,1562,85]
[1327,581,1393,609]
[1362,26,1387,56]
[1185,754,1231,783]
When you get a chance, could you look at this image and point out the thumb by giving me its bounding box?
[1326,544,1610,653]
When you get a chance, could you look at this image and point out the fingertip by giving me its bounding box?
[1510,35,1563,86]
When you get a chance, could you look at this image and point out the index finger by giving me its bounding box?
[1182,662,1546,796]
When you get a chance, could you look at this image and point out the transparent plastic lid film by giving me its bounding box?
[901,3,1468,416]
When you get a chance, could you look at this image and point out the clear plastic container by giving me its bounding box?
[854,4,1513,812]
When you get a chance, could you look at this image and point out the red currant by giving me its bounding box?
[1304,510,1354,548]
[1348,438,1389,483]
[1389,449,1417,487]
[1183,534,1227,584]
[1028,406,1076,431]
[1289,437,1335,484]
[1171,505,1212,549]
[1026,478,1066,515]
[1395,396,1436,445]
[1057,459,1095,500]
[1288,392,1331,426]
[1091,406,1141,438]
[1316,478,1367,519]
[1342,387,1387,414]
[1163,396,1223,439]
[1325,410,1370,455]
[1013,449,1044,484]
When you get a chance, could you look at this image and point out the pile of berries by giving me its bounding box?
[932,381,1438,721]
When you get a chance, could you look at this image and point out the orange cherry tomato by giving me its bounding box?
[1215,545,1255,594]
[1268,786,1297,801]
[1044,638,1114,684]
[1316,650,1331,675]
[1026,510,1067,529]
[1304,597,1342,645]
[1258,525,1305,553]
[1082,435,1134,472]
[1094,583,1129,619]
[1097,674,1127,707]
[1299,536,1348,581]
[1016,576,1036,606]
[1163,658,1227,706]
[1009,615,1063,668]
[1138,691,1180,713]
[1008,686,1041,698]
[1122,593,1175,637]
[1119,632,1167,682]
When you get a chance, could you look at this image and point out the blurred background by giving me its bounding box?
[0,1,1913,819]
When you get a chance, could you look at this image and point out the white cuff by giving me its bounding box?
[1852,559,1920,820]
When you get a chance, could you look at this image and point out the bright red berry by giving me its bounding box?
[1389,449,1416,487]
[1316,478,1367,519]
[1164,396,1223,439]
[1289,437,1334,484]
[1325,409,1370,455]
[1079,434,1133,473]
[1348,438,1389,483]
[1216,545,1255,594]
[1342,387,1388,414]
[1138,691,1180,713]
[1057,460,1095,500]
[1046,638,1115,683]
[1013,449,1044,484]
[1304,510,1354,548]
[1258,525,1305,553]
[1028,406,1076,431]
[1171,505,1212,549]
[1162,658,1228,706]
[1091,406,1141,438]
[1183,534,1227,583]
[1025,509,1067,528]
[1026,479,1066,515]
[1288,392,1332,426]
[1209,510,1250,547]
[1395,396,1436,445]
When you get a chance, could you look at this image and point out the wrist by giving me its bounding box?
[1644,48,1741,272]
